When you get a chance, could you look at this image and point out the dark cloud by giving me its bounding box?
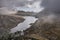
[0,0,27,7]
[0,0,41,7]
[1,0,60,13]
[41,0,60,12]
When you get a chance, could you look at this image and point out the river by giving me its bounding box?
[10,16,38,33]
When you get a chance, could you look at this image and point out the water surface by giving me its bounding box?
[11,16,38,33]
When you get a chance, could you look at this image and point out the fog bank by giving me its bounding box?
[41,0,60,12]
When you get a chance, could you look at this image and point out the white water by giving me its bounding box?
[10,16,38,33]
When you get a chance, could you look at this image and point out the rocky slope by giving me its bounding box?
[0,15,24,36]
[24,11,60,40]
[1,9,60,40]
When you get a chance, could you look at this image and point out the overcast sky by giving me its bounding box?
[0,0,60,12]
[0,0,44,13]
[0,0,41,8]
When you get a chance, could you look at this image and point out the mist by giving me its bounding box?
[41,0,60,12]
[0,0,44,13]
[0,0,60,20]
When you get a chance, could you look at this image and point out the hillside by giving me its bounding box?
[0,15,24,36]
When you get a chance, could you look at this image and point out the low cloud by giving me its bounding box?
[41,14,56,23]
[15,1,44,13]
[0,0,44,13]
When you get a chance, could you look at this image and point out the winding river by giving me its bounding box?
[10,16,38,33]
